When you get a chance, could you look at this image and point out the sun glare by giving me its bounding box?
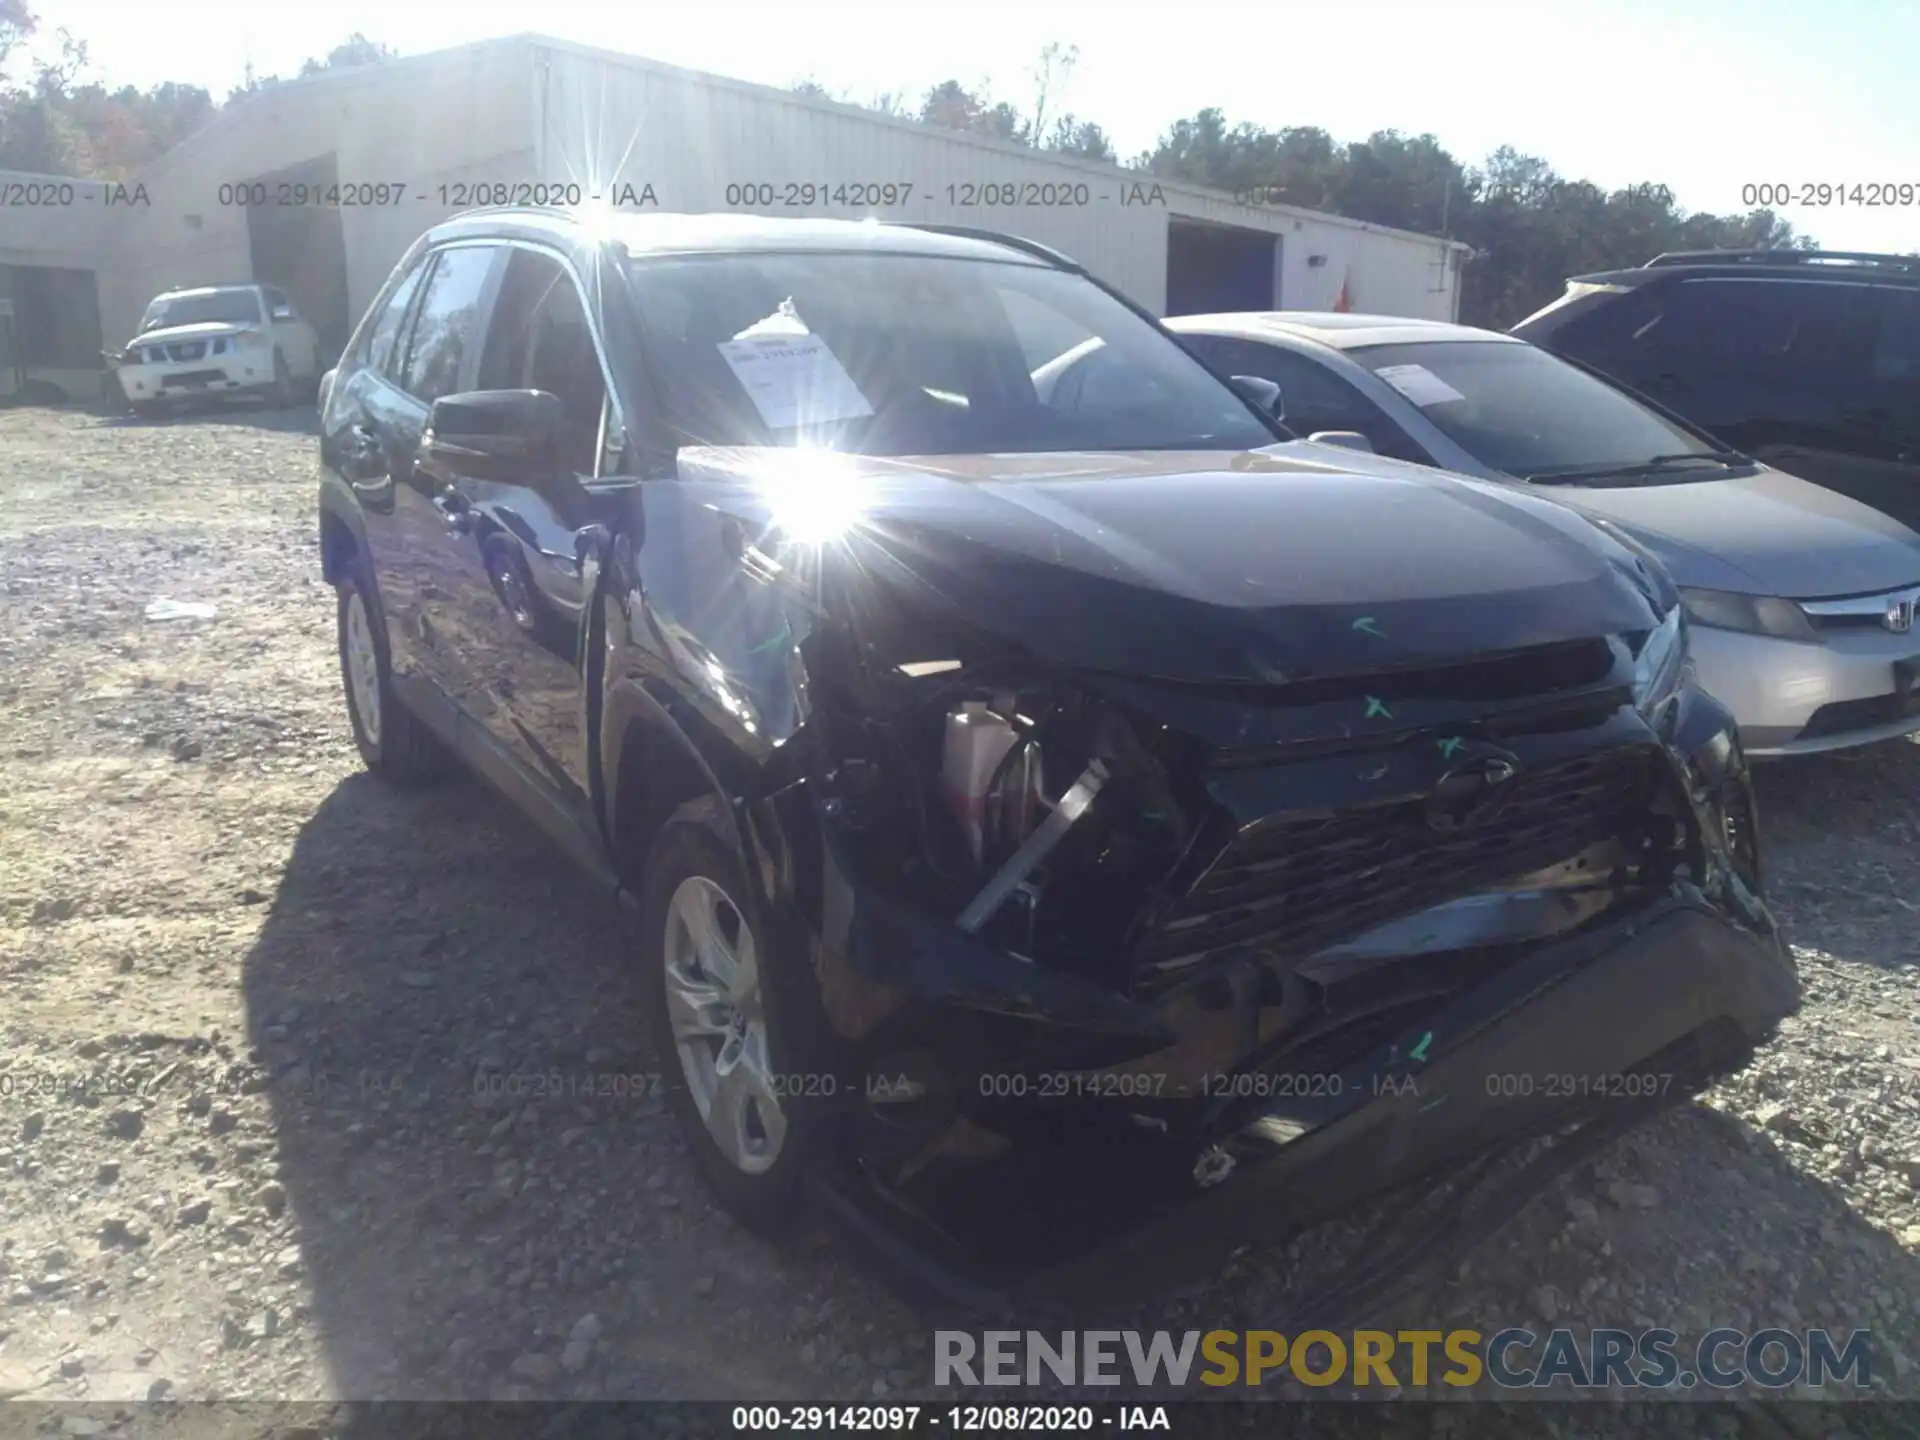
[752,447,876,545]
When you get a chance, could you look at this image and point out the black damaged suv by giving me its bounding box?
[317,208,1797,1307]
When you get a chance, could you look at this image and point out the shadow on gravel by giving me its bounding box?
[240,739,1920,1403]
[98,404,321,436]
[237,771,875,1401]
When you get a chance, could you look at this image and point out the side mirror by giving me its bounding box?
[1230,374,1285,420]
[1307,430,1375,454]
[425,390,565,479]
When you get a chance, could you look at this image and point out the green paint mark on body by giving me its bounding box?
[1437,736,1464,759]
[1352,616,1385,638]
[1409,1031,1433,1063]
[1419,1095,1447,1113]
[1364,696,1392,720]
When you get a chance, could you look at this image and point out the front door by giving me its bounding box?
[424,244,623,805]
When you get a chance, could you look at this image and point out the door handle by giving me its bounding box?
[433,492,474,534]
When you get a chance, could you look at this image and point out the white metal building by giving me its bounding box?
[11,33,1468,390]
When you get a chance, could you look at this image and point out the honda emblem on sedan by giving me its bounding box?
[1885,592,1917,634]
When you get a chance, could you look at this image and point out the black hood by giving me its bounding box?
[677,445,1670,685]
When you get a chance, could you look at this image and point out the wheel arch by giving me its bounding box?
[317,478,369,586]
[603,677,752,892]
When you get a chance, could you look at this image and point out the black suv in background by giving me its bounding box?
[1515,250,1920,530]
[315,208,1795,1307]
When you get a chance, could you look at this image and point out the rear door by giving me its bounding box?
[1858,286,1920,524]
[323,251,432,681]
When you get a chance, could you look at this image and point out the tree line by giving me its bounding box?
[0,14,1823,327]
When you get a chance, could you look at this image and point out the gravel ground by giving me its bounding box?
[2,404,1918,1422]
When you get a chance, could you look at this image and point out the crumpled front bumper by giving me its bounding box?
[801,885,1794,1310]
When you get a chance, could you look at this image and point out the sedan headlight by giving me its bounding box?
[1632,605,1688,716]
[1678,587,1818,643]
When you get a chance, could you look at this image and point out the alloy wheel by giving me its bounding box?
[662,874,787,1174]
[344,589,382,747]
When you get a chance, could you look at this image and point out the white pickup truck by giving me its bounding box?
[114,283,323,414]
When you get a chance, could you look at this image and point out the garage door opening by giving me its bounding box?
[0,265,104,404]
[245,154,351,359]
[1165,219,1279,317]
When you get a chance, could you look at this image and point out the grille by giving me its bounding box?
[1800,689,1920,740]
[166,341,207,362]
[1131,745,1665,994]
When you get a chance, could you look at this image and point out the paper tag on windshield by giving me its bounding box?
[1372,363,1466,408]
[717,333,875,430]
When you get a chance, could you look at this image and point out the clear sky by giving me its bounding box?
[28,0,1920,253]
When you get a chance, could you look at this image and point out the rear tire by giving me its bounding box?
[335,558,448,784]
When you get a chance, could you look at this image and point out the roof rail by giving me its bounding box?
[881,222,1083,271]
[1644,248,1919,274]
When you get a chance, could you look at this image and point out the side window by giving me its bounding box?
[477,249,610,475]
[1552,285,1668,360]
[1868,288,1920,382]
[1184,335,1433,464]
[1640,280,1862,382]
[363,259,428,380]
[401,246,500,405]
[1055,344,1178,417]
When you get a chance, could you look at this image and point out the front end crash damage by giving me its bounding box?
[691,455,1798,1308]
[735,604,1797,1308]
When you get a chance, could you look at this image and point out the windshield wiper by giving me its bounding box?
[1524,453,1748,486]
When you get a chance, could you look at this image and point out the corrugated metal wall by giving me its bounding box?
[82,35,1463,348]
[528,39,1463,321]
[95,43,538,348]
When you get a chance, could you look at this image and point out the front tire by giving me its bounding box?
[641,821,821,1232]
[335,559,448,784]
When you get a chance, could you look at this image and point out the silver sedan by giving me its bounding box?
[1134,313,1920,757]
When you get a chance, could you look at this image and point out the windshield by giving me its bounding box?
[622,252,1278,456]
[1348,339,1725,479]
[142,290,261,332]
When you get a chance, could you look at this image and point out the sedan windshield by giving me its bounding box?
[142,290,261,331]
[1348,339,1733,481]
[622,252,1278,456]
